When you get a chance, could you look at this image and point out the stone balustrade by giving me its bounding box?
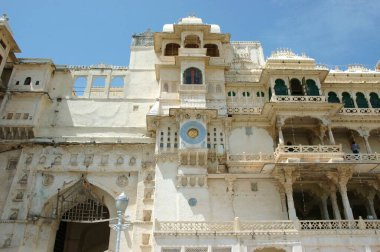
[344,153,380,161]
[178,84,207,93]
[227,152,274,162]
[154,219,380,236]
[178,48,207,57]
[275,144,342,154]
[339,107,380,115]
[274,144,344,162]
[270,95,326,103]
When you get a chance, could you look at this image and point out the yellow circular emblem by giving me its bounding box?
[187,128,199,138]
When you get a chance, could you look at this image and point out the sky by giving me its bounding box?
[1,0,379,69]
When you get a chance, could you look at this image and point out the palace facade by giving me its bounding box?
[1,15,380,252]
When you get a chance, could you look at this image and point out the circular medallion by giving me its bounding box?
[180,121,206,145]
[187,128,199,138]
[188,198,197,207]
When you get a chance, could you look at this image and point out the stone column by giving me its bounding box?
[362,135,372,154]
[329,186,342,220]
[321,194,330,220]
[328,169,354,220]
[367,192,377,219]
[277,117,285,145]
[284,169,297,220]
[327,125,336,145]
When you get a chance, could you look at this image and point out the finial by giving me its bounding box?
[1,14,9,21]
[189,12,197,17]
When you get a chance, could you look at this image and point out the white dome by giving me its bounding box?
[210,24,221,33]
[162,24,174,32]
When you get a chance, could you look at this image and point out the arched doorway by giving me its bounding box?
[53,178,111,252]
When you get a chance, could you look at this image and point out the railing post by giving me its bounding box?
[358,216,366,230]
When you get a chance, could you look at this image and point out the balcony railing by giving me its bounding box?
[227,152,274,163]
[154,219,380,236]
[344,153,380,161]
[270,95,326,103]
[178,84,207,93]
[274,144,344,162]
[339,108,380,115]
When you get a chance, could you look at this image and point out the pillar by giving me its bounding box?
[329,187,342,220]
[367,192,378,219]
[362,135,372,154]
[338,179,354,220]
[321,195,330,220]
[277,117,285,145]
[327,125,336,145]
[284,169,297,220]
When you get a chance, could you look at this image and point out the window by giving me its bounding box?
[184,35,200,48]
[274,79,288,95]
[306,79,319,96]
[183,67,202,84]
[164,43,180,56]
[328,92,340,103]
[215,84,222,93]
[35,81,40,85]
[15,113,21,120]
[7,159,18,170]
[242,91,250,97]
[15,81,19,85]
[290,78,303,95]
[342,92,355,108]
[73,77,87,97]
[92,76,106,88]
[133,105,139,111]
[23,113,30,120]
[356,92,369,108]
[370,92,380,108]
[204,44,219,57]
[256,91,265,97]
[110,76,124,88]
[0,39,6,49]
[24,77,31,85]
[7,113,13,120]
[227,91,236,97]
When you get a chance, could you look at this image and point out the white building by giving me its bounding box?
[0,14,380,252]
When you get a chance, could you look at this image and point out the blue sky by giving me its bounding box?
[2,0,379,69]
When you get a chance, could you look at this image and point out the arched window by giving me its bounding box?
[306,79,319,96]
[24,77,31,85]
[256,91,265,97]
[242,91,250,97]
[164,43,180,56]
[73,77,87,97]
[274,79,288,95]
[356,92,369,108]
[227,91,236,97]
[370,92,380,108]
[183,67,202,84]
[290,78,303,95]
[328,92,340,103]
[184,35,200,48]
[204,44,219,57]
[110,76,124,88]
[342,92,355,108]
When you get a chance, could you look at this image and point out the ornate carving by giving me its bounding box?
[39,155,46,164]
[129,156,136,166]
[116,175,129,187]
[42,174,54,186]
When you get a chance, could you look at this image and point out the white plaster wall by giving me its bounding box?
[129,47,157,70]
[229,127,274,154]
[9,64,52,92]
[127,70,158,99]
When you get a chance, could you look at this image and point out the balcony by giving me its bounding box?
[178,84,207,93]
[154,219,380,237]
[274,144,344,162]
[270,95,326,103]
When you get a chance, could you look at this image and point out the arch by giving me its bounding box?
[290,78,303,95]
[242,91,250,97]
[370,92,380,108]
[73,77,87,97]
[24,77,32,85]
[183,67,202,84]
[110,76,124,88]
[184,35,200,48]
[204,44,219,57]
[355,92,369,108]
[342,92,355,108]
[164,43,180,56]
[274,79,288,95]
[227,91,236,97]
[328,91,340,103]
[256,91,265,97]
[306,79,319,96]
